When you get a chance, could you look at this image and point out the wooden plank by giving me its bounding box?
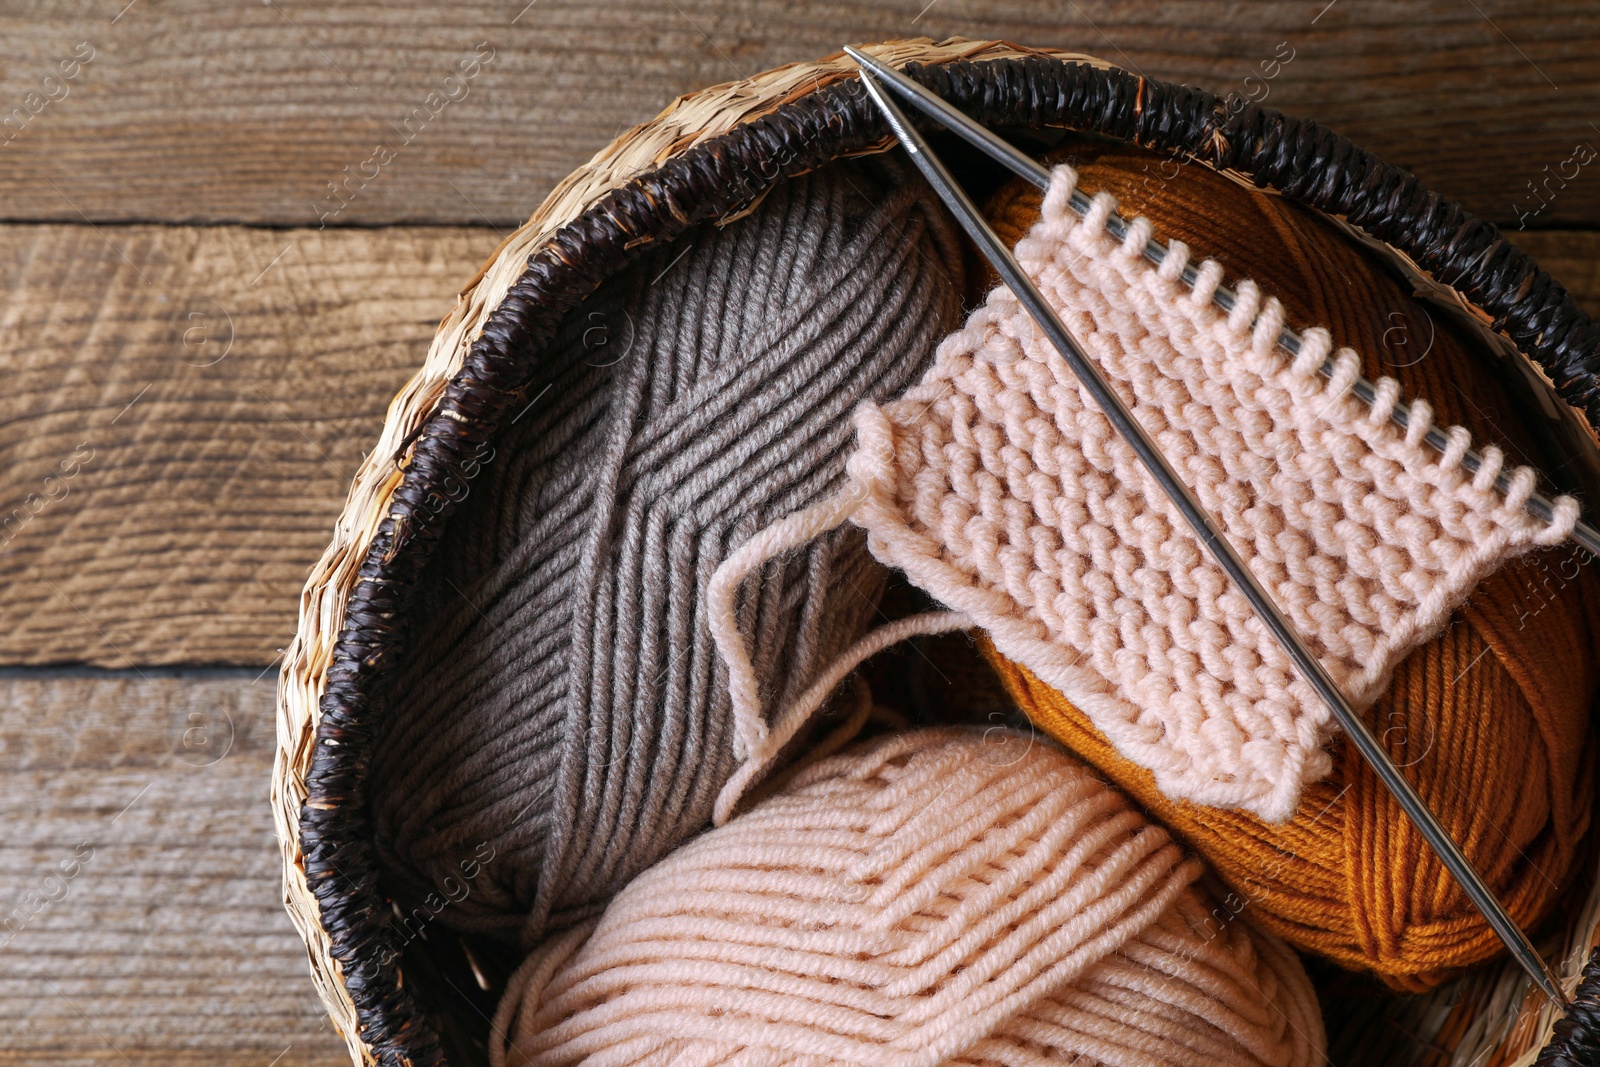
[0,1,1595,228]
[0,223,493,667]
[0,671,347,1065]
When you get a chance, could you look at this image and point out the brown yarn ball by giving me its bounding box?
[977,140,1600,991]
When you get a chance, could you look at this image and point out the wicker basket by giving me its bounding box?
[270,37,1600,1067]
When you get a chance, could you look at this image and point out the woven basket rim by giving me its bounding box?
[270,35,1600,1067]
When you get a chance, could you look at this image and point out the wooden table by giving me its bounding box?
[0,3,1594,1063]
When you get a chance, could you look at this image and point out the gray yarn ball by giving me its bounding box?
[367,156,967,944]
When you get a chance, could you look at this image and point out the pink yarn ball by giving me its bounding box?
[492,728,1325,1066]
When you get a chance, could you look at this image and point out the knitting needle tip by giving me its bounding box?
[848,50,1573,1013]
[845,46,1050,189]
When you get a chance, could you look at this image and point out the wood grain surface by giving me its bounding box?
[0,223,493,667]
[0,671,347,1065]
[0,1,1594,228]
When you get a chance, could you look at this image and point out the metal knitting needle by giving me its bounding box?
[848,52,1571,1009]
[844,45,1600,561]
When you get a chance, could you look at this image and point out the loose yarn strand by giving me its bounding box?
[705,486,866,759]
[712,607,972,824]
[706,481,973,823]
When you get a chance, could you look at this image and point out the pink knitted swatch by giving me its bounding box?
[843,167,1577,822]
[491,728,1325,1067]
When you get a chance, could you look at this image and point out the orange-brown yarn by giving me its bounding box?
[977,141,1600,991]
